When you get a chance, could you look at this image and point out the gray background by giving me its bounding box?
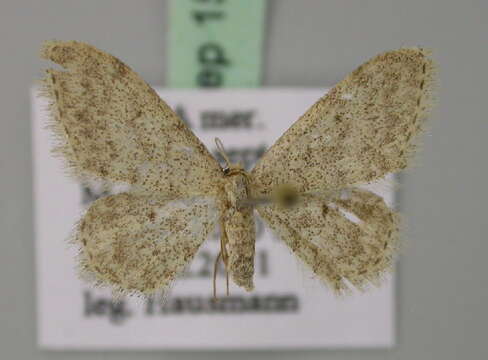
[1,0,486,359]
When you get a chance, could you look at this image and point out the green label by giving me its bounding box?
[168,0,267,88]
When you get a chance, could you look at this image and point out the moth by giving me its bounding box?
[40,41,435,298]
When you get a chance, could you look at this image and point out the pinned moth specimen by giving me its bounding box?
[39,41,436,297]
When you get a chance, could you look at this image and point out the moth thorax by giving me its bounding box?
[223,171,250,211]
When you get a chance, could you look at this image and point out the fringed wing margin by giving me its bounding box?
[39,40,222,198]
[258,189,400,294]
[73,193,218,297]
[252,48,437,196]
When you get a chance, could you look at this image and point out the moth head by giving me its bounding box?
[215,137,245,177]
[222,163,245,177]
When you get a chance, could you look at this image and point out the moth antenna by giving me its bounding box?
[215,137,232,169]
[212,253,231,301]
[212,251,222,301]
[237,196,270,209]
[213,217,231,300]
[226,270,230,296]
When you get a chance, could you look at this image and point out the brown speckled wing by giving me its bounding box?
[40,40,222,198]
[76,193,218,296]
[257,189,399,294]
[251,48,436,196]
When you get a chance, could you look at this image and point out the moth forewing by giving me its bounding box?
[40,40,223,198]
[251,47,436,196]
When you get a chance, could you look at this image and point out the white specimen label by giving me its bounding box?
[32,88,394,350]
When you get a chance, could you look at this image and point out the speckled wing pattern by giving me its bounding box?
[77,194,218,295]
[40,40,222,198]
[41,42,435,297]
[253,48,436,294]
[40,41,222,296]
[252,48,435,195]
[258,189,400,293]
